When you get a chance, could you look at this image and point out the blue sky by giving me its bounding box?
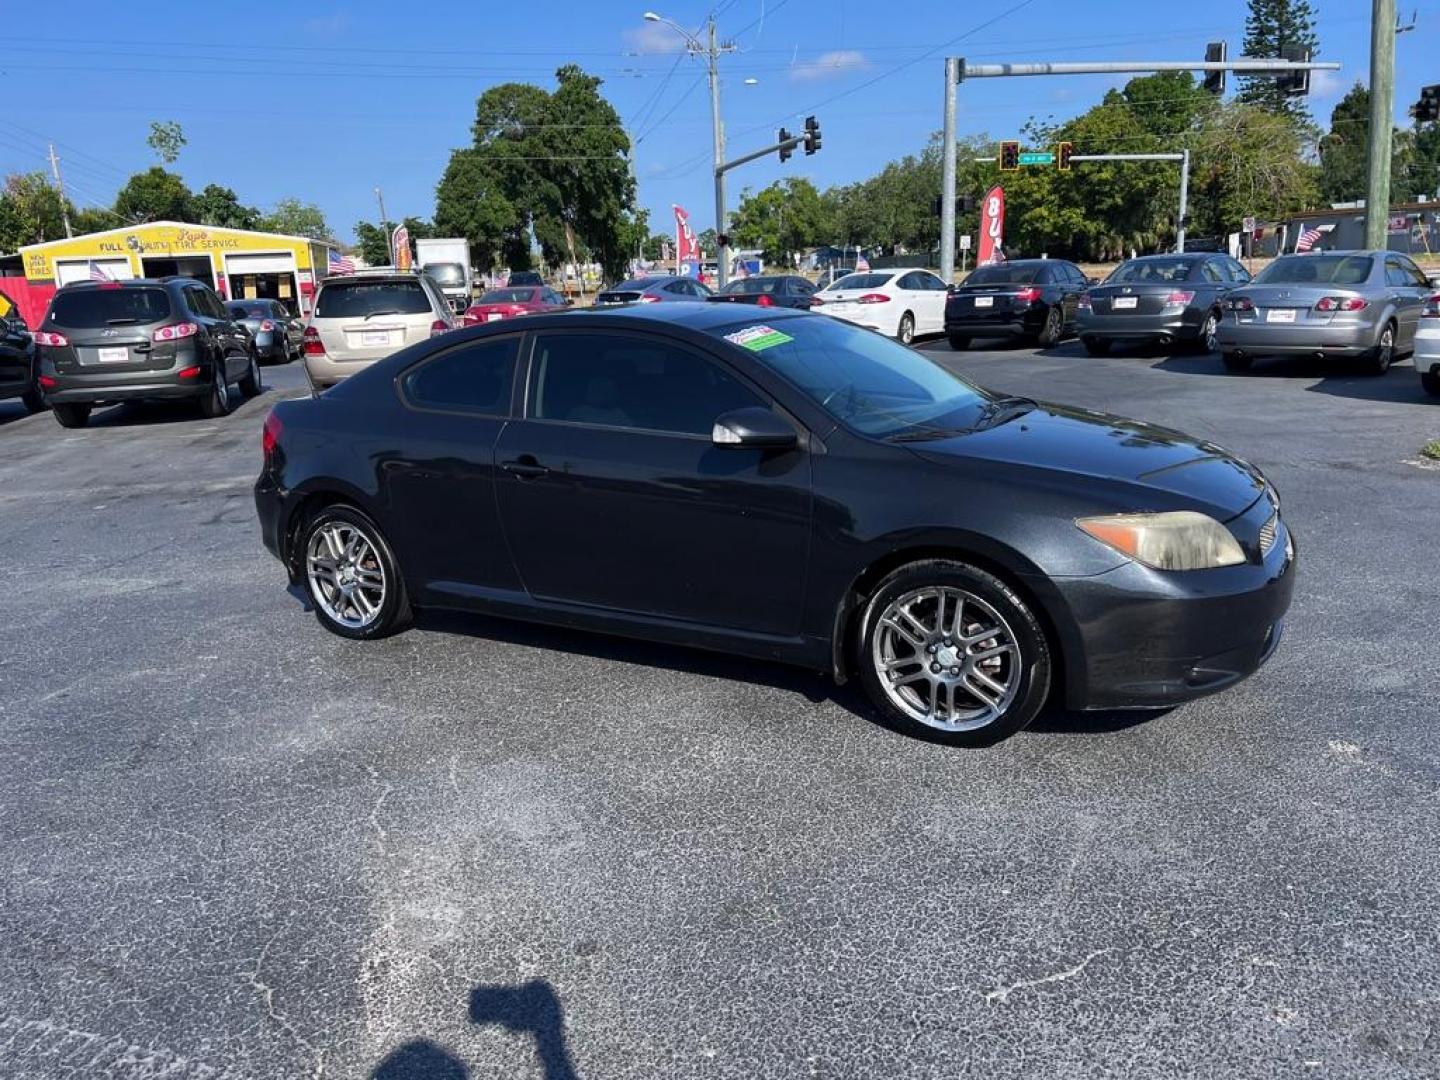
[2,0,1435,245]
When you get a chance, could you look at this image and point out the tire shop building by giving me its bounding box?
[15,222,339,320]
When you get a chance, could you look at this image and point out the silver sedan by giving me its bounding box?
[1215,250,1433,375]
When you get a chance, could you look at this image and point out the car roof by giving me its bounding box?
[1126,253,1207,263]
[983,258,1070,267]
[58,278,176,290]
[549,301,811,331]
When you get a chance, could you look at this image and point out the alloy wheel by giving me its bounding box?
[1377,326,1394,372]
[871,586,1021,732]
[1202,313,1219,353]
[898,313,914,345]
[306,522,388,629]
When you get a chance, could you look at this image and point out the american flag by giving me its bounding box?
[88,262,111,281]
[328,248,355,275]
[855,253,871,271]
[1295,223,1335,253]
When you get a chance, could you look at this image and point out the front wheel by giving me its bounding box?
[1194,310,1221,354]
[896,312,915,345]
[198,368,229,418]
[300,505,411,640]
[858,560,1051,747]
[1081,336,1111,357]
[1422,370,1440,397]
[52,403,90,428]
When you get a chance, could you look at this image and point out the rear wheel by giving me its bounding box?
[896,312,915,345]
[948,334,971,351]
[52,403,90,428]
[1081,336,1111,357]
[238,349,262,398]
[1222,352,1252,373]
[20,387,45,414]
[301,504,411,640]
[1194,310,1221,354]
[1363,322,1395,375]
[199,367,229,419]
[1037,305,1063,347]
[1422,370,1440,397]
[858,559,1051,747]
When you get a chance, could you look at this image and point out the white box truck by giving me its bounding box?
[415,238,472,313]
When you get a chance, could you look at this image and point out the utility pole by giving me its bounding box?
[1176,148,1191,252]
[47,144,73,239]
[1364,0,1396,249]
[374,186,390,263]
[940,58,959,283]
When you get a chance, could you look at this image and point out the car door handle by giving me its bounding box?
[502,457,550,479]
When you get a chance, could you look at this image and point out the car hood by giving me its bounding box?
[910,402,1267,520]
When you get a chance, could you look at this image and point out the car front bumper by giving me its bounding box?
[1075,309,1203,341]
[1038,515,1296,711]
[1216,318,1378,357]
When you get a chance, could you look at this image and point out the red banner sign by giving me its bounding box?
[977,186,1005,266]
[673,205,699,278]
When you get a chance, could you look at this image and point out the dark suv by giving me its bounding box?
[0,288,43,415]
[35,278,259,428]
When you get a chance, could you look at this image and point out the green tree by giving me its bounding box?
[1412,120,1440,205]
[730,178,832,266]
[641,232,669,262]
[1193,103,1318,236]
[1319,83,1420,203]
[192,183,259,229]
[697,227,718,256]
[72,206,119,235]
[354,221,393,265]
[146,120,187,165]
[258,197,331,241]
[1235,0,1319,123]
[113,167,193,223]
[0,172,74,250]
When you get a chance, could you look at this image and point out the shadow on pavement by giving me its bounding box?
[1153,352,1429,405]
[372,1038,470,1079]
[1029,706,1172,735]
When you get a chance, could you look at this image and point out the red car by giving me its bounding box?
[462,286,568,326]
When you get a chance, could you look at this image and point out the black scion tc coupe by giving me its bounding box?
[255,303,1295,746]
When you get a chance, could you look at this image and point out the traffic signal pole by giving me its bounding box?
[938,55,1340,279]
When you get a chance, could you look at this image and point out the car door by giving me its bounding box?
[914,272,949,332]
[493,327,813,636]
[785,277,817,310]
[1390,256,1432,346]
[1199,258,1230,309]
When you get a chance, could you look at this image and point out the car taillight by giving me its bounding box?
[857,293,890,304]
[754,294,775,307]
[1164,290,1196,305]
[808,296,824,306]
[1314,296,1368,312]
[639,295,661,303]
[1423,295,1440,318]
[177,365,202,379]
[153,322,199,342]
[430,319,450,337]
[1014,287,1041,303]
[1077,293,1092,310]
[303,326,325,355]
[38,375,57,389]
[99,282,122,291]
[33,330,68,347]
[1226,297,1255,311]
[262,410,283,462]
[260,320,275,331]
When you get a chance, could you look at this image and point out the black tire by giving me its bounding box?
[856,559,1051,747]
[1192,310,1221,354]
[1037,305,1063,347]
[20,387,46,414]
[238,349,262,399]
[1363,322,1396,376]
[1222,352,1252,373]
[299,504,412,641]
[896,312,915,346]
[1081,336,1111,357]
[198,366,229,418]
[52,403,90,428]
[1422,370,1440,397]
[947,334,971,351]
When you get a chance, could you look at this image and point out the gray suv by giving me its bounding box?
[35,278,259,428]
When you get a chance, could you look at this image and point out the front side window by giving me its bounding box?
[531,332,764,435]
[403,337,518,414]
[705,315,987,438]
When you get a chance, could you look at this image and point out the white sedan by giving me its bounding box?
[813,267,950,345]
[1417,292,1440,397]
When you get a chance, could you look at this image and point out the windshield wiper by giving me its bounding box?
[105,317,139,325]
[362,310,400,320]
[887,425,976,443]
[974,395,1038,429]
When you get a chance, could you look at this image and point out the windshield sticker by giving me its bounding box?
[724,325,793,351]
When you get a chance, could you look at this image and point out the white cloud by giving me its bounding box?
[790,50,868,82]
[624,20,687,55]
[1308,68,1348,104]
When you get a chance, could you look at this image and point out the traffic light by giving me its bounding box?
[999,140,1020,172]
[958,195,976,213]
[932,195,979,216]
[716,233,731,249]
[1057,141,1073,171]
[1203,41,1227,95]
[1414,84,1440,123]
[803,115,821,155]
[1277,44,1311,97]
[778,127,793,163]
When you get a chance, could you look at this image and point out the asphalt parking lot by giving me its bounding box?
[2,339,1437,1080]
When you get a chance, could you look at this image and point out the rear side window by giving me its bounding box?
[403,337,518,414]
[830,273,893,291]
[531,332,764,435]
[49,287,172,327]
[316,280,431,318]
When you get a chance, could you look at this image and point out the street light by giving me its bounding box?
[641,9,736,287]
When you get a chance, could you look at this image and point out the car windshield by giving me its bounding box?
[424,262,466,285]
[227,303,272,318]
[828,273,893,291]
[722,278,782,295]
[707,316,987,437]
[479,288,538,304]
[315,280,430,318]
[49,287,172,327]
[1107,259,1196,283]
[964,265,1040,285]
[508,272,542,285]
[1256,254,1374,286]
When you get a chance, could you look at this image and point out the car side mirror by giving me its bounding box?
[712,406,798,450]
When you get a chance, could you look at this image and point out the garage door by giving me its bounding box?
[55,258,134,286]
[225,253,296,275]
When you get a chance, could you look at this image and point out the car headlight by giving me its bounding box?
[1076,511,1246,571]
